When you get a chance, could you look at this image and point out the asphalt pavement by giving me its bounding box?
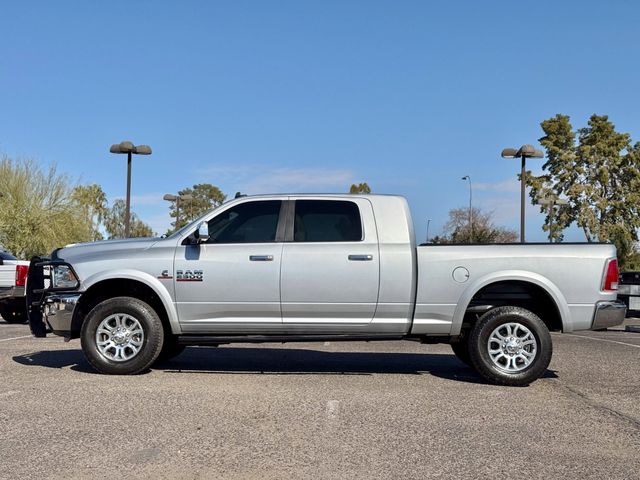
[0,319,638,480]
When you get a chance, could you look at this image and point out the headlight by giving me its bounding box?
[51,265,79,289]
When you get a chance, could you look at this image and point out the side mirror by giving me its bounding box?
[195,221,210,243]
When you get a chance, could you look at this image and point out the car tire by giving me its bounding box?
[450,338,472,366]
[156,335,186,363]
[468,306,552,387]
[0,301,28,324]
[80,297,164,375]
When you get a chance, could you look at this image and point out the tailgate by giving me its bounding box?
[0,265,15,288]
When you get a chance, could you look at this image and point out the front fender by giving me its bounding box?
[81,269,181,334]
[451,270,571,335]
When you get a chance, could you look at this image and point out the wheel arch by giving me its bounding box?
[451,270,571,335]
[70,271,180,338]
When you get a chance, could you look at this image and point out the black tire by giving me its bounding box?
[80,297,164,375]
[468,306,552,387]
[156,335,186,363]
[0,300,28,324]
[450,338,472,366]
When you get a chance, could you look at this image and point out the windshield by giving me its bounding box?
[0,251,17,261]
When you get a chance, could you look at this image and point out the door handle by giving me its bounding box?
[249,255,274,261]
[348,254,373,261]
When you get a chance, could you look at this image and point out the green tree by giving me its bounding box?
[104,199,154,239]
[527,114,640,268]
[0,156,93,258]
[71,184,108,241]
[433,207,518,244]
[168,183,226,232]
[349,182,371,194]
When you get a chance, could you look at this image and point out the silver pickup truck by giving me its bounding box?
[27,194,625,386]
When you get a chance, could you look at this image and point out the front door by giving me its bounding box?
[174,199,285,332]
[281,198,380,325]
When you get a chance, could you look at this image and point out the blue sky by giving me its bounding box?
[2,1,640,239]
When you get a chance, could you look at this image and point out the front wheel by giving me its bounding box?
[156,335,187,363]
[468,306,552,386]
[450,338,472,366]
[80,297,164,375]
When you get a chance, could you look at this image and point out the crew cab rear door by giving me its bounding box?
[280,198,380,325]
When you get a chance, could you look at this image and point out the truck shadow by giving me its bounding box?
[12,346,558,385]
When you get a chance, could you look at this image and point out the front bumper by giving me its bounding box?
[26,256,81,338]
[0,285,25,300]
[591,300,626,330]
[42,293,82,336]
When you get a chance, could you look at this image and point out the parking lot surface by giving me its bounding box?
[1,319,639,480]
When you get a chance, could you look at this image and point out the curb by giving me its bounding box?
[625,325,640,333]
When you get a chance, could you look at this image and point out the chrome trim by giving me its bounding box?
[249,255,274,261]
[348,254,373,261]
[43,293,82,333]
[591,300,626,330]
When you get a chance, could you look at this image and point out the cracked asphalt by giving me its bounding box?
[0,318,638,480]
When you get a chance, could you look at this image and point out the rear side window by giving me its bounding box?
[206,200,282,243]
[294,200,362,242]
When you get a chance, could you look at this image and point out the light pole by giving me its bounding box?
[461,176,472,242]
[501,144,544,243]
[163,193,194,229]
[537,194,569,243]
[426,219,431,243]
[110,140,152,238]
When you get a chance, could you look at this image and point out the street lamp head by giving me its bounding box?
[519,144,544,158]
[537,195,569,206]
[501,148,519,158]
[165,193,193,202]
[501,145,544,159]
[110,141,152,155]
[462,175,470,181]
[110,141,133,154]
[134,145,152,155]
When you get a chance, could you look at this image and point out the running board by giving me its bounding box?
[177,334,405,346]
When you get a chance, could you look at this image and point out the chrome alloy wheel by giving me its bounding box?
[95,314,145,362]
[487,322,537,372]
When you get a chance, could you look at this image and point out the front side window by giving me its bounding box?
[206,200,281,243]
[294,200,362,242]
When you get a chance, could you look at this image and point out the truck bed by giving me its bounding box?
[412,243,617,335]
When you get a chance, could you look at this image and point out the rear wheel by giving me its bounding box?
[468,306,552,386]
[80,297,164,375]
[0,300,28,324]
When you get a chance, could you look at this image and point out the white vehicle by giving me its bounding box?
[0,250,29,324]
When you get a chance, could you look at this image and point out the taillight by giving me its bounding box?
[602,258,618,292]
[15,265,28,287]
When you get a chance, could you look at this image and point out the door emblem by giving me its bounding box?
[157,270,173,280]
[176,269,204,282]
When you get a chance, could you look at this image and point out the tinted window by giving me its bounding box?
[294,200,362,242]
[0,251,17,261]
[206,201,281,243]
